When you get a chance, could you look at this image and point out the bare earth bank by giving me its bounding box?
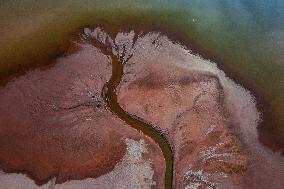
[0,40,165,189]
[0,26,283,189]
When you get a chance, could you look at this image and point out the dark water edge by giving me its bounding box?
[0,15,283,169]
[89,32,173,188]
[1,2,283,154]
[94,18,284,156]
[104,58,173,189]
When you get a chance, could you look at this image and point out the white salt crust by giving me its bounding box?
[1,27,283,189]
[0,139,155,189]
[89,28,283,188]
[119,30,284,189]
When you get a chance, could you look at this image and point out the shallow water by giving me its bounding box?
[1,25,282,189]
[0,0,283,158]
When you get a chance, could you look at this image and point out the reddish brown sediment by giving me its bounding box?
[86,25,283,188]
[117,63,248,188]
[109,22,284,187]
[95,18,284,155]
[0,24,283,189]
[0,40,165,187]
[1,18,282,156]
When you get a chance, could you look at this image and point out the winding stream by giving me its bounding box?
[102,53,173,189]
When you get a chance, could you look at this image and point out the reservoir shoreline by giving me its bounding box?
[101,19,283,155]
[0,19,282,187]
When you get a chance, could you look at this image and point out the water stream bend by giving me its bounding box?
[102,54,173,189]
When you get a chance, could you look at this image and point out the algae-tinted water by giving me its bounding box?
[1,0,283,162]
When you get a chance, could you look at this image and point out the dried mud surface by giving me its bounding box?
[0,26,284,189]
[0,41,165,188]
[118,63,247,189]
[109,28,284,188]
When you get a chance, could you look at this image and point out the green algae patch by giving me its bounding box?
[0,0,283,157]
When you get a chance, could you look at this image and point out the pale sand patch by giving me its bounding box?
[86,27,284,188]
[0,139,156,189]
[1,26,283,189]
[0,36,165,188]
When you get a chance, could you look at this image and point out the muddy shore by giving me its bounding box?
[1,19,282,155]
[0,38,165,188]
[0,24,283,189]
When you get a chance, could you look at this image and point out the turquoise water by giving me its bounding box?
[0,0,283,146]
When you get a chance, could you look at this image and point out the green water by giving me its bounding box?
[0,0,283,152]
